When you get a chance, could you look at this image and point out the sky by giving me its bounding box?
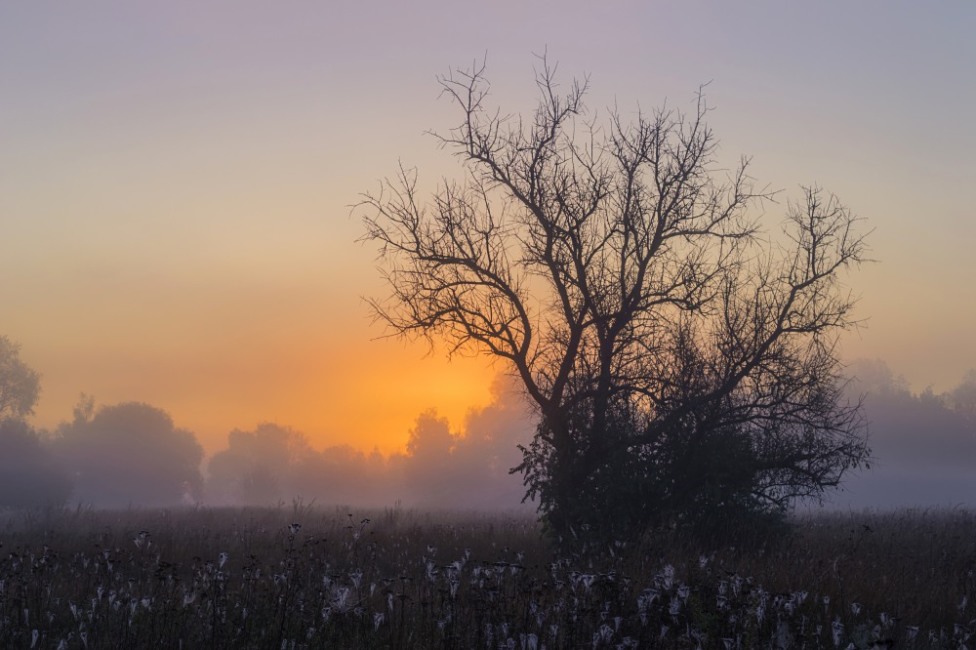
[2,1,974,457]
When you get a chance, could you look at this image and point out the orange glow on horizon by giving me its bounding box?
[27,318,505,458]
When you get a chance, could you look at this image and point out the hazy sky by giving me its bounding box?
[3,2,974,454]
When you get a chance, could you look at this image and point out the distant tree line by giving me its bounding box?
[0,336,532,509]
[3,335,974,512]
[190,375,531,509]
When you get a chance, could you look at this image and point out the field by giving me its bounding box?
[1,505,973,649]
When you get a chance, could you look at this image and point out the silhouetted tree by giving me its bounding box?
[448,376,534,508]
[387,383,534,509]
[948,369,976,421]
[55,402,203,507]
[0,337,71,508]
[207,422,312,504]
[0,335,41,420]
[208,423,393,506]
[0,419,72,508]
[397,410,462,506]
[847,358,910,395]
[360,58,869,543]
[297,444,391,506]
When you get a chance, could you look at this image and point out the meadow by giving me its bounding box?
[0,504,973,649]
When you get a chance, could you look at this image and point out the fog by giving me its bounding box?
[2,364,974,512]
[822,360,976,510]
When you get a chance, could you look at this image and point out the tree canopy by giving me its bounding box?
[56,401,203,507]
[0,335,41,421]
[0,418,72,508]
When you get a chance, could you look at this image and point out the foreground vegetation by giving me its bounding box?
[0,505,973,649]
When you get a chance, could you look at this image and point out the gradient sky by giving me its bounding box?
[2,2,974,455]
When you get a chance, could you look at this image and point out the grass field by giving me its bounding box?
[1,504,973,648]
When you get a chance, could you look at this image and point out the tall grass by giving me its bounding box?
[0,505,972,648]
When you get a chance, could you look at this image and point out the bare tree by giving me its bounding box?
[359,59,868,542]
